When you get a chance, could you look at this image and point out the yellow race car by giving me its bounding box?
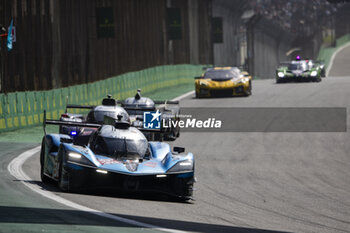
[195,67,252,98]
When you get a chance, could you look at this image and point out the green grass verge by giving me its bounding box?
[317,34,350,68]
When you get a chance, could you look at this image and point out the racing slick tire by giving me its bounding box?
[312,77,322,82]
[195,92,202,98]
[57,150,80,192]
[172,177,195,201]
[40,139,51,183]
[244,82,252,96]
[58,159,69,191]
[163,134,176,141]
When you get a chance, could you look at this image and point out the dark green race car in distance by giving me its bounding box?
[276,60,323,83]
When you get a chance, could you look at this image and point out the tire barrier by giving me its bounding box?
[0,64,203,132]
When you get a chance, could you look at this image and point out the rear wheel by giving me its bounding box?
[40,138,51,183]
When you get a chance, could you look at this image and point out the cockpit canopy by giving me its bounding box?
[89,125,150,159]
[123,97,155,110]
[87,105,129,124]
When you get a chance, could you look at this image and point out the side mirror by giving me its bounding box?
[194,76,202,80]
[173,146,185,153]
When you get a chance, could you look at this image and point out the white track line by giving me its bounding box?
[7,148,186,233]
[326,41,350,77]
[157,90,194,109]
[171,91,194,102]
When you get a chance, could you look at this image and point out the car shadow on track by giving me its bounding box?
[19,179,193,204]
[192,95,249,100]
[0,205,291,233]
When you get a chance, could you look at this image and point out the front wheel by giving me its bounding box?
[173,177,195,201]
[244,84,252,97]
[57,154,76,192]
[312,77,321,82]
[41,165,51,183]
[58,160,69,191]
[195,92,202,98]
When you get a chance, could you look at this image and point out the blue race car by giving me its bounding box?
[40,112,195,200]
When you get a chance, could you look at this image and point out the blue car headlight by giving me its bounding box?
[168,160,194,173]
[67,151,95,167]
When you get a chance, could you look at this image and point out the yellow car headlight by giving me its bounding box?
[199,80,209,86]
[232,78,248,85]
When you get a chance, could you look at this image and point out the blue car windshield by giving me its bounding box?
[93,136,149,159]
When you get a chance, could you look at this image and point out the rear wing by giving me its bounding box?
[43,110,101,136]
[66,104,95,110]
[119,100,178,106]
[121,100,179,111]
[154,100,179,105]
[122,106,154,111]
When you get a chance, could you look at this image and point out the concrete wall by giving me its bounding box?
[247,17,294,79]
[0,0,212,92]
[212,0,249,67]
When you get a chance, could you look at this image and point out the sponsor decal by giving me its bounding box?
[143,110,161,129]
[144,161,157,168]
[163,118,222,129]
[144,110,222,129]
[98,158,121,165]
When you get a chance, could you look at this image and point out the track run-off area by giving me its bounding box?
[1,44,350,233]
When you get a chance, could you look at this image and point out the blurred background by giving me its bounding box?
[0,0,349,92]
